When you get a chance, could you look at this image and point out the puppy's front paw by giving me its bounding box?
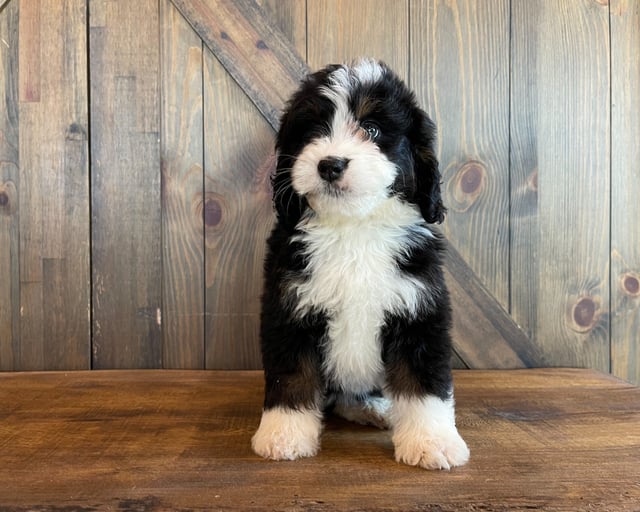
[252,407,323,461]
[391,394,470,470]
[393,427,469,470]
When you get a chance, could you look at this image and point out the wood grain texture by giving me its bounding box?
[16,0,90,370]
[90,0,162,369]
[0,0,19,370]
[170,0,309,130]
[307,0,409,78]
[203,51,275,369]
[0,369,638,511]
[411,0,511,311]
[510,1,611,372]
[257,0,306,60]
[445,245,544,368]
[611,0,640,385]
[160,0,205,369]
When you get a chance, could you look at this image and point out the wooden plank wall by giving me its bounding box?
[0,0,638,385]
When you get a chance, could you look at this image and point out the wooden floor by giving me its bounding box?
[0,369,638,511]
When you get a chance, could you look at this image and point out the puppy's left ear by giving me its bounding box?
[411,109,446,224]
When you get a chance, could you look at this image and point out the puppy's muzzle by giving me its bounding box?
[318,157,350,183]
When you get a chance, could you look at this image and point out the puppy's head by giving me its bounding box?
[273,58,445,227]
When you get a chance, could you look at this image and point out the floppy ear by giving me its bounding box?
[411,109,446,224]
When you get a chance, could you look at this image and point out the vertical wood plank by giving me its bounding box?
[511,0,610,371]
[17,0,39,103]
[160,0,205,369]
[0,0,20,370]
[611,0,640,385]
[411,0,511,316]
[307,0,409,78]
[203,51,275,369]
[16,0,90,370]
[90,0,162,368]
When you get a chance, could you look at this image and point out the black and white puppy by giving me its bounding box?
[252,59,469,470]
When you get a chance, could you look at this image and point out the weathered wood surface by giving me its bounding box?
[171,0,309,130]
[202,49,274,369]
[160,0,205,368]
[307,0,409,78]
[90,0,162,368]
[610,0,640,385]
[0,369,638,511]
[0,0,19,370]
[0,0,638,384]
[2,0,90,370]
[411,0,511,310]
[510,1,611,373]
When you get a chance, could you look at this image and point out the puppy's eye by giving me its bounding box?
[361,121,381,141]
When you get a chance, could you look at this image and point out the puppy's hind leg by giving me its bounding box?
[331,391,391,429]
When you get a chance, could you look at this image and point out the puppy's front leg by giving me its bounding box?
[390,392,469,470]
[383,315,469,470]
[252,358,324,461]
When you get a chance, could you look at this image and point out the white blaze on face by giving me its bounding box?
[290,60,398,219]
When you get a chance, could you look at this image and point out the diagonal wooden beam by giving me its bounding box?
[171,0,307,130]
[170,0,542,368]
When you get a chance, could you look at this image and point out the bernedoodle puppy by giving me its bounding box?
[252,59,469,470]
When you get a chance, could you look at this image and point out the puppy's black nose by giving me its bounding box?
[318,157,349,182]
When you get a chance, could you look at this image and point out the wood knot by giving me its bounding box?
[449,160,486,212]
[202,192,226,230]
[0,180,17,216]
[204,198,223,227]
[621,272,640,298]
[256,40,268,50]
[65,123,87,141]
[569,295,601,333]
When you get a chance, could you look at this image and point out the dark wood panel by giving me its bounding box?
[410,0,511,312]
[160,0,205,369]
[611,0,640,385]
[307,0,409,78]
[0,0,19,370]
[257,0,307,60]
[445,245,543,368]
[171,0,309,130]
[90,0,162,369]
[0,369,639,510]
[202,50,275,369]
[510,0,610,372]
[16,0,90,370]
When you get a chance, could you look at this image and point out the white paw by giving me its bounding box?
[393,426,469,470]
[251,407,323,461]
[391,394,470,470]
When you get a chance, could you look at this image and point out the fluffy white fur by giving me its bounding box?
[251,406,323,461]
[289,199,432,394]
[292,61,396,219]
[391,395,470,470]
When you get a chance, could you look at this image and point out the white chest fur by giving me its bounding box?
[289,200,429,394]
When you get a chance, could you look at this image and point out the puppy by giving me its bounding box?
[252,59,469,470]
